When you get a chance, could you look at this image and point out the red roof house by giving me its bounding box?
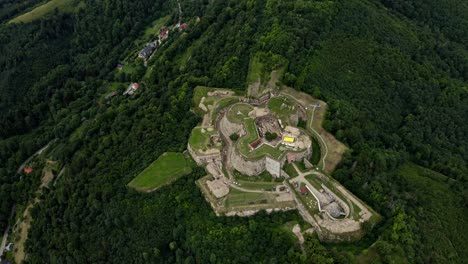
[279,186,286,191]
[180,23,187,31]
[300,186,308,195]
[160,28,169,40]
[249,138,262,150]
[24,167,33,174]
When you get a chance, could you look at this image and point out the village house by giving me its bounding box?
[105,92,117,100]
[159,28,169,42]
[123,82,139,95]
[138,42,157,60]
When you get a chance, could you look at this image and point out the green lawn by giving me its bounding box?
[192,86,237,106]
[128,152,192,192]
[246,54,265,83]
[227,103,253,123]
[292,185,319,215]
[310,137,321,165]
[294,161,307,172]
[189,127,221,152]
[268,96,296,116]
[9,0,78,23]
[211,97,241,122]
[236,181,280,191]
[233,170,282,190]
[225,188,273,207]
[141,15,170,42]
[283,163,299,177]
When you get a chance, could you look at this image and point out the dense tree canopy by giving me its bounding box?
[0,0,466,263]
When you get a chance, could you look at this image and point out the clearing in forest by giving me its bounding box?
[128,152,192,192]
[9,0,81,23]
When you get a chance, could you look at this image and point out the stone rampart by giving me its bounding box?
[230,148,266,176]
[188,144,222,166]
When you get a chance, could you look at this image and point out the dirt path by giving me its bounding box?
[14,200,37,263]
[248,79,261,97]
[2,141,55,261]
[14,162,57,264]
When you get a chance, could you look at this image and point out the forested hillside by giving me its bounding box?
[0,0,466,263]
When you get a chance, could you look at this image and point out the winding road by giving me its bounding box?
[309,105,329,171]
[278,92,329,171]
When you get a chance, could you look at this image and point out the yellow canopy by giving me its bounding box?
[283,136,295,143]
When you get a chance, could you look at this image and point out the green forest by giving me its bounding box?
[0,0,466,263]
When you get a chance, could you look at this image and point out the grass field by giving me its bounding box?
[210,97,240,121]
[236,181,280,191]
[233,170,282,190]
[246,55,264,84]
[293,184,319,215]
[227,103,253,123]
[141,15,170,42]
[128,152,192,192]
[9,0,78,23]
[189,127,221,151]
[310,137,321,165]
[225,188,274,207]
[268,96,296,116]
[192,86,238,106]
[283,163,298,177]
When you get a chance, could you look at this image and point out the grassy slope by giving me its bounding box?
[9,0,78,23]
[128,152,192,191]
[267,96,295,116]
[246,55,264,83]
[189,128,220,151]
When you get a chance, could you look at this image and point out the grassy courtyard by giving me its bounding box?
[224,188,275,208]
[128,152,192,192]
[227,103,253,123]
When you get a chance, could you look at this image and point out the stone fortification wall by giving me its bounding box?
[188,144,222,165]
[321,184,350,217]
[230,149,265,176]
[219,114,244,137]
[265,156,281,177]
[286,148,311,163]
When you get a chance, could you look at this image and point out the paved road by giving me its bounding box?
[16,140,55,174]
[279,91,329,171]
